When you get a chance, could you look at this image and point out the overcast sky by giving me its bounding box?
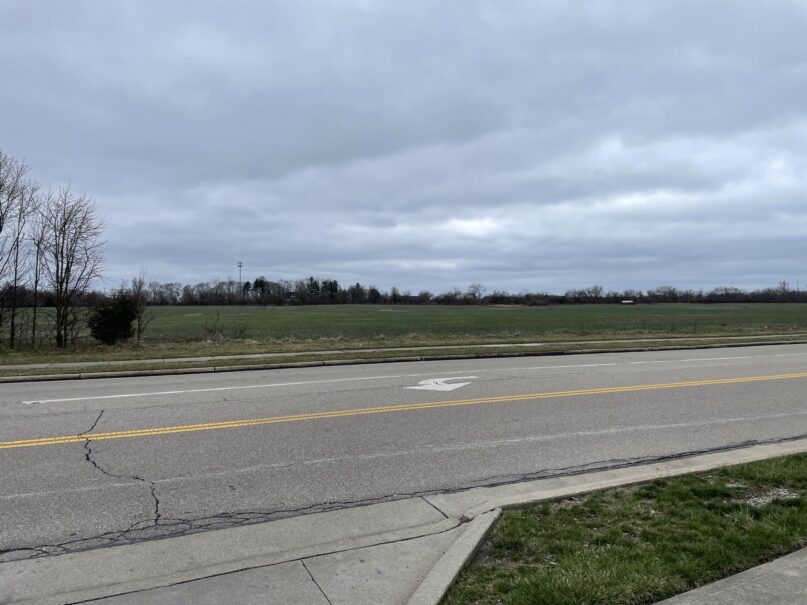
[2,1,806,294]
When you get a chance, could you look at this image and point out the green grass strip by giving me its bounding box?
[444,454,807,605]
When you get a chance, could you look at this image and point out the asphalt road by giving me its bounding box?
[2,344,807,563]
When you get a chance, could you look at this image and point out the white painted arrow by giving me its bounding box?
[406,376,477,392]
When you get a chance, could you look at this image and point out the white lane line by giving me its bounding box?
[502,363,619,371]
[20,368,500,405]
[22,374,427,405]
[504,352,807,372]
[18,351,807,405]
[1,481,142,500]
[628,356,756,365]
[21,365,617,404]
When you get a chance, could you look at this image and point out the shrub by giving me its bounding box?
[88,291,137,345]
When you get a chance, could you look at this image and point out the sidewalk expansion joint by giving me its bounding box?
[302,559,334,605]
[421,496,450,519]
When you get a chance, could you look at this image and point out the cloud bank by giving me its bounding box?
[2,0,806,292]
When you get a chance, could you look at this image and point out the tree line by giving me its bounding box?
[141,277,807,306]
[0,149,104,349]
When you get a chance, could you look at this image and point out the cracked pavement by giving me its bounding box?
[3,344,807,566]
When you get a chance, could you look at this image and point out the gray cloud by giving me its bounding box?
[2,0,806,292]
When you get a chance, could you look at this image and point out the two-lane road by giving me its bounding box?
[2,344,807,563]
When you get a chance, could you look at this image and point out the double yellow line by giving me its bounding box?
[3,371,807,450]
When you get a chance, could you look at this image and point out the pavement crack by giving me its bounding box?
[83,442,162,524]
[0,546,53,559]
[7,433,806,564]
[79,410,105,436]
[81,409,162,527]
[302,560,334,605]
[432,435,807,494]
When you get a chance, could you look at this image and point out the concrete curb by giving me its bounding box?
[0,372,82,382]
[1,339,806,383]
[408,437,807,605]
[406,509,501,605]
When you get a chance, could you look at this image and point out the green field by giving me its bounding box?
[141,303,807,344]
[1,303,806,368]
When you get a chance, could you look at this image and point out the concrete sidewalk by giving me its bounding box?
[90,545,807,605]
[3,333,804,371]
[660,548,807,604]
[3,438,807,604]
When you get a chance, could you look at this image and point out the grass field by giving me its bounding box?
[141,303,807,343]
[1,303,806,368]
[444,454,807,605]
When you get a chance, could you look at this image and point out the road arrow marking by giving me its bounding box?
[406,376,478,392]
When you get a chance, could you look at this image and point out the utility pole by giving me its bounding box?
[237,261,243,304]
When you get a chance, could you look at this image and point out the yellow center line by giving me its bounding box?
[3,371,807,450]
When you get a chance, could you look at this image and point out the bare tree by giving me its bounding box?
[0,151,30,331]
[467,282,487,302]
[29,198,49,348]
[130,267,154,346]
[7,179,39,348]
[42,187,105,348]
